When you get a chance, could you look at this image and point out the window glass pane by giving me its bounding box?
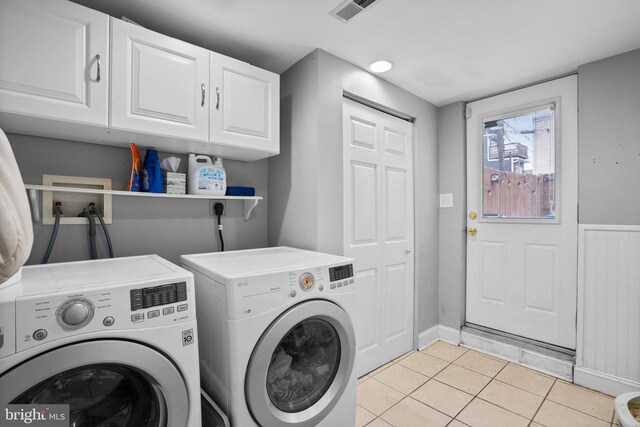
[12,364,160,426]
[266,318,340,413]
[483,106,556,219]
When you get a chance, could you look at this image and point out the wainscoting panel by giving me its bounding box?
[576,225,640,395]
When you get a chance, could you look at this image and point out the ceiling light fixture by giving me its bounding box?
[369,60,393,73]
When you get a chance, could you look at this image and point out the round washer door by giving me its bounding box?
[245,299,355,427]
[0,340,189,427]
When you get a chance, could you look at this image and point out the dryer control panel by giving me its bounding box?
[223,262,355,320]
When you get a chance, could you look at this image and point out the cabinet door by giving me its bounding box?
[0,0,108,126]
[110,18,209,142]
[210,52,279,155]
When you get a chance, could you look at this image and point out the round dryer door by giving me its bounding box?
[0,340,190,426]
[245,300,356,427]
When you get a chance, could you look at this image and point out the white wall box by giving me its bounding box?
[0,0,109,127]
[210,52,280,159]
[110,18,210,142]
[42,175,112,225]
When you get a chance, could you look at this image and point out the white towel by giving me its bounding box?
[0,128,33,284]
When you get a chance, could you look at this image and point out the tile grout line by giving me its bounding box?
[370,371,472,424]
[491,371,553,397]
[399,353,496,424]
[449,360,511,424]
[362,346,616,427]
[544,382,616,423]
[466,362,554,423]
[360,349,421,426]
[431,364,494,397]
[526,377,557,426]
[367,349,467,427]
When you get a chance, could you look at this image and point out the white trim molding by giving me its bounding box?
[418,325,461,350]
[577,224,640,395]
[575,367,640,397]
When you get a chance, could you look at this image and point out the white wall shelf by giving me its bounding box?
[25,184,261,221]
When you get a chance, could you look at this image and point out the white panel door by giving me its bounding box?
[210,52,279,155]
[466,76,578,349]
[0,0,108,126]
[343,98,414,377]
[110,18,210,142]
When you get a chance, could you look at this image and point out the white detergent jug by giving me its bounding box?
[188,154,226,196]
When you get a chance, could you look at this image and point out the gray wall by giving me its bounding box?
[269,49,440,335]
[437,102,467,330]
[578,48,640,226]
[9,133,268,265]
[268,52,319,251]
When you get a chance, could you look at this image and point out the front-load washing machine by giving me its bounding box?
[181,247,357,427]
[0,255,201,427]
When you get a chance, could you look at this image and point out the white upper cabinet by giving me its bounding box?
[110,18,210,142]
[0,1,279,161]
[0,0,109,126]
[210,52,279,156]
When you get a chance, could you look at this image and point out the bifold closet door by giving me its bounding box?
[343,98,415,377]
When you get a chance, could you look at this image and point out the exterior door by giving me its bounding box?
[245,300,355,427]
[465,76,578,349]
[110,18,210,142]
[343,98,415,377]
[0,0,108,126]
[210,52,279,155]
[0,340,190,426]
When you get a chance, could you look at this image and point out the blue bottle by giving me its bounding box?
[142,148,163,193]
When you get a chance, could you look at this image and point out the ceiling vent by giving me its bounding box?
[330,0,379,23]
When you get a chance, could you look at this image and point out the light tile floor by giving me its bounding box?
[357,341,620,427]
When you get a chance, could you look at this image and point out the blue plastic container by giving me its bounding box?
[142,148,163,193]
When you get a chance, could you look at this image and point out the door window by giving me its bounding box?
[12,364,160,426]
[482,104,556,219]
[266,318,340,413]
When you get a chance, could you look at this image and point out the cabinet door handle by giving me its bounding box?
[216,87,220,110]
[95,54,101,82]
[201,83,206,107]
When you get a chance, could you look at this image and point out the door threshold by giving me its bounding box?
[461,324,575,381]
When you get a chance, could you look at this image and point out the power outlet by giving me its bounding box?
[210,200,226,216]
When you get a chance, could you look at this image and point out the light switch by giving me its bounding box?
[439,193,453,208]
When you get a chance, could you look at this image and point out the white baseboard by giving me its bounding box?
[418,324,461,350]
[574,367,640,397]
[439,325,462,345]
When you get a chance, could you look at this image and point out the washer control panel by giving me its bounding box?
[130,282,187,311]
[14,277,195,353]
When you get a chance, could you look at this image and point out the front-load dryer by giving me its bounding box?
[181,247,357,427]
[0,255,201,427]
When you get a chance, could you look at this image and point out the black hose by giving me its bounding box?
[91,206,114,258]
[42,206,62,264]
[217,214,224,252]
[80,208,97,259]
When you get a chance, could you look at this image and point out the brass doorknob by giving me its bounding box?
[467,227,478,235]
